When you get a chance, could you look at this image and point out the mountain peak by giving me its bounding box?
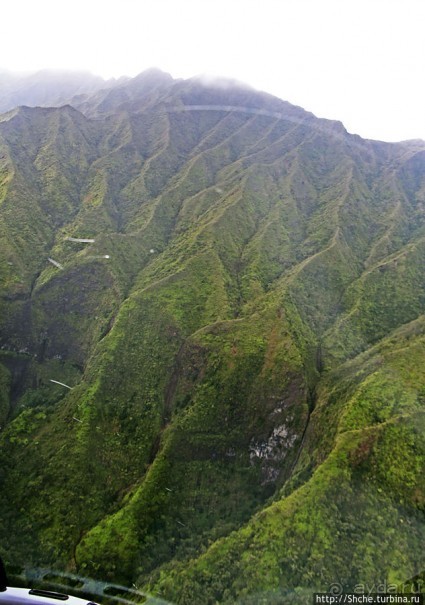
[132,67,174,84]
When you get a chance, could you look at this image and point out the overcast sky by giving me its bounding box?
[1,0,424,142]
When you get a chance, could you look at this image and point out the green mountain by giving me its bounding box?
[0,71,424,604]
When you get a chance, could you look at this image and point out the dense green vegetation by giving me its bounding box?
[0,71,424,604]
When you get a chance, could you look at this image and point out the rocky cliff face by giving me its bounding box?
[0,71,424,604]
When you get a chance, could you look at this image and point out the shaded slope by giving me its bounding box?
[156,318,425,604]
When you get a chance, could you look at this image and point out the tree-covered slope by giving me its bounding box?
[155,317,425,603]
[0,71,424,604]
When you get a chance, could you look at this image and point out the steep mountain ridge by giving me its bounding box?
[0,71,424,604]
